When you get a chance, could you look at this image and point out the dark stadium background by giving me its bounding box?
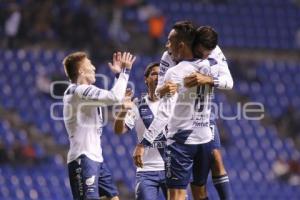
[0,0,300,199]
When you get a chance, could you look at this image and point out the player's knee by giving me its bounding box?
[191,184,208,200]
[168,189,186,200]
[109,196,119,200]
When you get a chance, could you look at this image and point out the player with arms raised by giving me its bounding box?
[63,51,136,200]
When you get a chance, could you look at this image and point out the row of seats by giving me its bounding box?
[123,0,300,49]
[234,60,300,118]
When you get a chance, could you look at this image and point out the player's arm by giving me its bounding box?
[142,93,178,144]
[133,90,178,168]
[184,72,214,88]
[142,69,179,145]
[209,46,234,90]
[155,51,178,98]
[212,56,233,90]
[76,52,136,105]
[184,51,233,89]
[183,59,214,88]
[133,69,179,168]
[114,89,135,135]
[76,72,128,105]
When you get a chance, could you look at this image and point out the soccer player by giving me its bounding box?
[185,26,233,200]
[63,51,136,200]
[114,62,168,200]
[158,26,234,200]
[134,21,214,200]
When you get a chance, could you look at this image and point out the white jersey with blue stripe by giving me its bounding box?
[125,95,166,172]
[63,72,130,164]
[156,46,233,93]
[144,59,215,145]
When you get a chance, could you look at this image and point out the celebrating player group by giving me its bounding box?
[63,20,234,200]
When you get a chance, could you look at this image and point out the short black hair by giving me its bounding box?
[144,62,159,78]
[172,21,196,49]
[194,26,218,50]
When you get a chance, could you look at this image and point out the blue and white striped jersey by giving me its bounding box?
[125,95,166,172]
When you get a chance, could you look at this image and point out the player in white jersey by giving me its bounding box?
[114,63,168,200]
[134,21,215,200]
[185,26,233,200]
[157,26,234,200]
[63,51,136,200]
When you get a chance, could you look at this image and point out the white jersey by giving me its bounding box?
[157,51,176,92]
[63,72,130,163]
[125,96,166,172]
[144,59,215,145]
[156,46,233,94]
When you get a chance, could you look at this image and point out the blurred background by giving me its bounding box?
[0,0,300,199]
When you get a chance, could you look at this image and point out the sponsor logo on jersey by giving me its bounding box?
[141,115,152,119]
[192,121,209,127]
[150,141,166,149]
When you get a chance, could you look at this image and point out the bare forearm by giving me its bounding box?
[204,75,214,86]
[114,110,128,134]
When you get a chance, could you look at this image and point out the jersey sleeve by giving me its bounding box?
[75,71,130,105]
[155,51,176,96]
[143,93,178,144]
[143,69,179,144]
[209,46,234,90]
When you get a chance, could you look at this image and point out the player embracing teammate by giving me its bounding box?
[133,21,234,200]
[62,21,233,200]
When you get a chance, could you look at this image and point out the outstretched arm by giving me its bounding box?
[76,52,136,105]
[114,89,134,134]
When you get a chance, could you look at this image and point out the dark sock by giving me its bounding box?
[213,174,233,200]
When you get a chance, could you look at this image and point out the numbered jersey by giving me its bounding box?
[125,96,167,172]
[144,59,217,145]
[163,60,214,144]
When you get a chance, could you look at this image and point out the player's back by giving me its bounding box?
[63,84,103,163]
[164,60,213,145]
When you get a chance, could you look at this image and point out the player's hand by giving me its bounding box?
[108,52,122,74]
[132,144,144,168]
[121,52,136,70]
[121,88,134,111]
[184,72,213,88]
[158,81,178,97]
